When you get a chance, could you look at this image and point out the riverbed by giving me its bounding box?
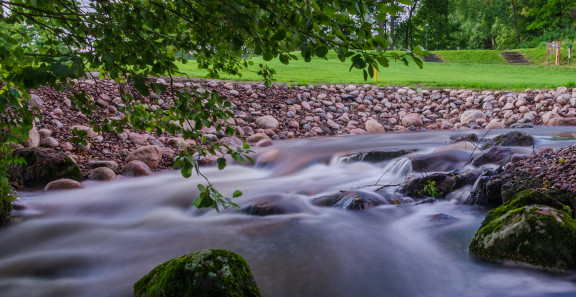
[2,128,576,297]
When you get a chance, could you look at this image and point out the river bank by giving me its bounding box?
[14,77,576,183]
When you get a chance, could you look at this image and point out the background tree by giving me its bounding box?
[0,0,422,222]
[391,0,576,50]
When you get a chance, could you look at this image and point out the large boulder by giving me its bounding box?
[125,145,163,170]
[469,189,576,271]
[9,148,83,188]
[134,249,261,297]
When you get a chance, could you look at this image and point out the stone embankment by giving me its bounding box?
[12,77,576,188]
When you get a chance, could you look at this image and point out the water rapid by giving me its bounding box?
[2,128,576,297]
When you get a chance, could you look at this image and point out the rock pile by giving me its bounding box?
[14,77,576,189]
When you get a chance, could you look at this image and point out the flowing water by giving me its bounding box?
[3,128,576,297]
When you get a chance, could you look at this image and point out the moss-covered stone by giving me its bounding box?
[134,249,262,297]
[8,148,83,188]
[490,131,535,147]
[470,189,576,271]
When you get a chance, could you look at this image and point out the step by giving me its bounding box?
[501,51,530,65]
[422,53,444,63]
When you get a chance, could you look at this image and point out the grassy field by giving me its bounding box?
[434,50,508,64]
[176,50,576,90]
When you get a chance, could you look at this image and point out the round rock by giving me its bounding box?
[365,119,385,133]
[460,109,486,125]
[401,113,424,127]
[125,145,163,170]
[44,178,84,191]
[255,115,279,130]
[121,160,152,177]
[88,167,117,181]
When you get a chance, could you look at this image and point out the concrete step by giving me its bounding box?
[422,53,444,63]
[501,51,530,65]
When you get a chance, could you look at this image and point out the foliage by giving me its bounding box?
[423,180,439,197]
[391,0,576,50]
[0,146,18,224]
[0,0,420,219]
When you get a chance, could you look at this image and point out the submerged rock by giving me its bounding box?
[134,249,261,297]
[430,213,458,225]
[241,195,308,216]
[469,189,576,271]
[449,133,478,144]
[339,149,414,163]
[472,147,516,167]
[410,149,471,172]
[312,191,386,210]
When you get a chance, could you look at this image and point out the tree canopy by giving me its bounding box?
[0,0,421,219]
[391,0,576,51]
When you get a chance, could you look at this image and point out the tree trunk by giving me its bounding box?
[510,0,520,42]
[403,1,419,50]
[389,15,395,50]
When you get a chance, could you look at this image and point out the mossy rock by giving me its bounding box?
[481,131,535,149]
[470,190,576,271]
[491,131,535,147]
[8,148,83,188]
[134,249,262,297]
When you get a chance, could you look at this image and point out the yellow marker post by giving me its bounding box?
[374,69,378,82]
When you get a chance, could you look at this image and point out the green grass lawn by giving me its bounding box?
[176,51,576,90]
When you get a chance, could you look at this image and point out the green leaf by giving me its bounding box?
[413,45,426,56]
[233,190,242,198]
[314,46,329,58]
[413,56,424,69]
[273,30,286,41]
[217,157,226,170]
[263,51,274,61]
[193,194,214,208]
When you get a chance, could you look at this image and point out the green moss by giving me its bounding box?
[470,189,576,270]
[501,176,544,205]
[134,249,262,297]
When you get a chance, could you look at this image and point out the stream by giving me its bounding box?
[2,127,576,297]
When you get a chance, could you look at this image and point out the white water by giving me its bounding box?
[2,128,576,297]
